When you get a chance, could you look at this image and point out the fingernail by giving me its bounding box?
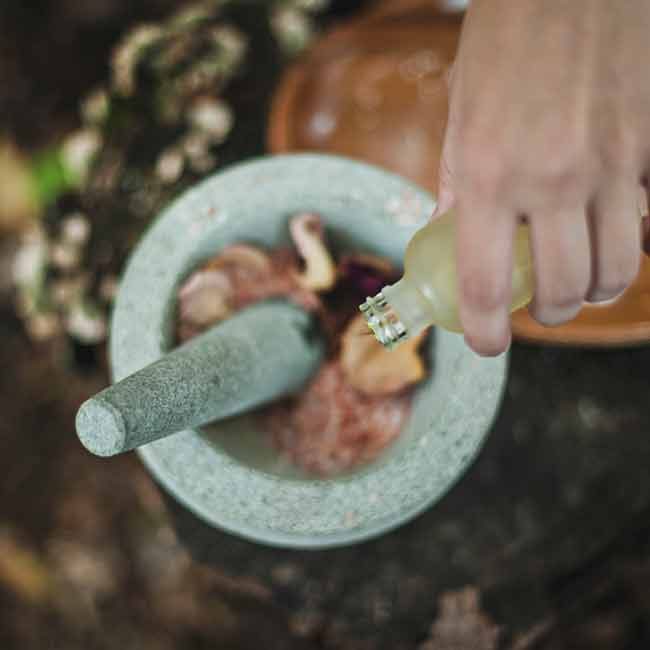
[586,290,623,305]
[529,300,582,327]
[462,311,511,357]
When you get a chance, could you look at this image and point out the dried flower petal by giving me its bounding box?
[267,362,410,476]
[182,131,211,159]
[80,87,110,126]
[189,152,217,174]
[168,4,214,30]
[289,213,336,291]
[177,268,233,334]
[208,244,272,274]
[156,147,185,184]
[210,25,248,67]
[230,248,317,310]
[111,24,163,96]
[12,228,47,289]
[51,275,89,306]
[177,243,323,342]
[271,6,315,55]
[338,253,397,298]
[50,242,81,271]
[65,300,107,344]
[48,540,119,601]
[293,0,330,12]
[61,129,102,186]
[340,314,426,396]
[419,587,501,650]
[0,528,53,604]
[27,312,61,341]
[61,213,91,246]
[99,275,119,302]
[187,97,233,142]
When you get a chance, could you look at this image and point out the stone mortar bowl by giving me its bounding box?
[110,153,507,549]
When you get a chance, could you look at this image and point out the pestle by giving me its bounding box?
[76,300,323,457]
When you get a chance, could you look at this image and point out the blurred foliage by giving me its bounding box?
[7,0,330,360]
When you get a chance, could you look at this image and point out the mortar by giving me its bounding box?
[107,153,507,549]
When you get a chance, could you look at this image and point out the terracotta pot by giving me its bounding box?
[269,6,461,197]
[268,0,650,346]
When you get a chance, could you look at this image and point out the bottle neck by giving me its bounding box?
[360,277,436,348]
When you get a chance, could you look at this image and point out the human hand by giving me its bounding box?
[436,0,650,356]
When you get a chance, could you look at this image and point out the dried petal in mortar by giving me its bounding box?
[341,314,426,396]
[289,213,337,291]
[267,362,410,476]
[207,243,272,273]
[337,252,399,301]
[177,243,322,341]
[214,245,322,314]
[178,268,233,325]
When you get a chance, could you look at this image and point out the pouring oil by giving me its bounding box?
[360,211,534,348]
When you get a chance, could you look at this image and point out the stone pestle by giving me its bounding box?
[75,301,323,457]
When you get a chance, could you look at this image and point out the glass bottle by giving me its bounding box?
[360,211,534,348]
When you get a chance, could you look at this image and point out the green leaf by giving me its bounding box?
[30,148,75,207]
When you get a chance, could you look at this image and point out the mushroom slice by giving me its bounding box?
[340,314,426,395]
[289,213,336,291]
